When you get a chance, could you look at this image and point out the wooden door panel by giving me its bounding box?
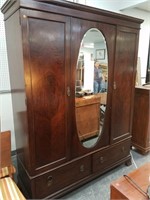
[111,27,139,142]
[22,11,70,169]
[71,18,116,156]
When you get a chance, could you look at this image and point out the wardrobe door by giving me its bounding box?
[21,10,71,172]
[71,18,116,157]
[111,26,139,143]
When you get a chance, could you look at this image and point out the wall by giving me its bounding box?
[121,8,150,84]
[0,0,16,151]
[69,0,148,12]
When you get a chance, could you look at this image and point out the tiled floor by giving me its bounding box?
[12,149,150,200]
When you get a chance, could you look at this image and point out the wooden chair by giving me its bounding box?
[0,130,16,178]
[0,131,26,200]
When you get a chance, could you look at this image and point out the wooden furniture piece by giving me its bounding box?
[110,163,150,200]
[1,0,143,198]
[97,92,107,105]
[0,131,26,200]
[75,95,101,140]
[0,177,26,200]
[0,131,16,179]
[76,54,84,90]
[132,86,150,154]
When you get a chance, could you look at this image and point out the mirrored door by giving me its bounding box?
[75,28,108,148]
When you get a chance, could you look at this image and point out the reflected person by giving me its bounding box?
[93,61,104,93]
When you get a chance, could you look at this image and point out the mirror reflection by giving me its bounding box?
[75,28,108,148]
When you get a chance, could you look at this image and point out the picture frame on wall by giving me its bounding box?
[96,49,105,60]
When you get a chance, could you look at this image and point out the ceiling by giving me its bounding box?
[73,0,150,45]
[134,1,150,12]
[72,0,150,13]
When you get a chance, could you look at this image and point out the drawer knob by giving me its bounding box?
[47,176,53,187]
[122,146,125,153]
[80,164,85,172]
[99,157,104,163]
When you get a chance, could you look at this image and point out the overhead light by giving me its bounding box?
[83,43,94,48]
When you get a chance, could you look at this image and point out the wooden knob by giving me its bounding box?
[47,176,53,187]
[99,156,104,163]
[80,164,84,172]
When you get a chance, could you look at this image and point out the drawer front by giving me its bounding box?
[35,156,91,198]
[93,140,131,173]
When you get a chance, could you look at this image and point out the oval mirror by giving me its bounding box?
[75,28,108,148]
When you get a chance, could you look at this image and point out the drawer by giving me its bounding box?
[92,140,131,173]
[35,156,91,198]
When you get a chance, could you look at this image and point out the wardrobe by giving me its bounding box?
[1,0,143,199]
